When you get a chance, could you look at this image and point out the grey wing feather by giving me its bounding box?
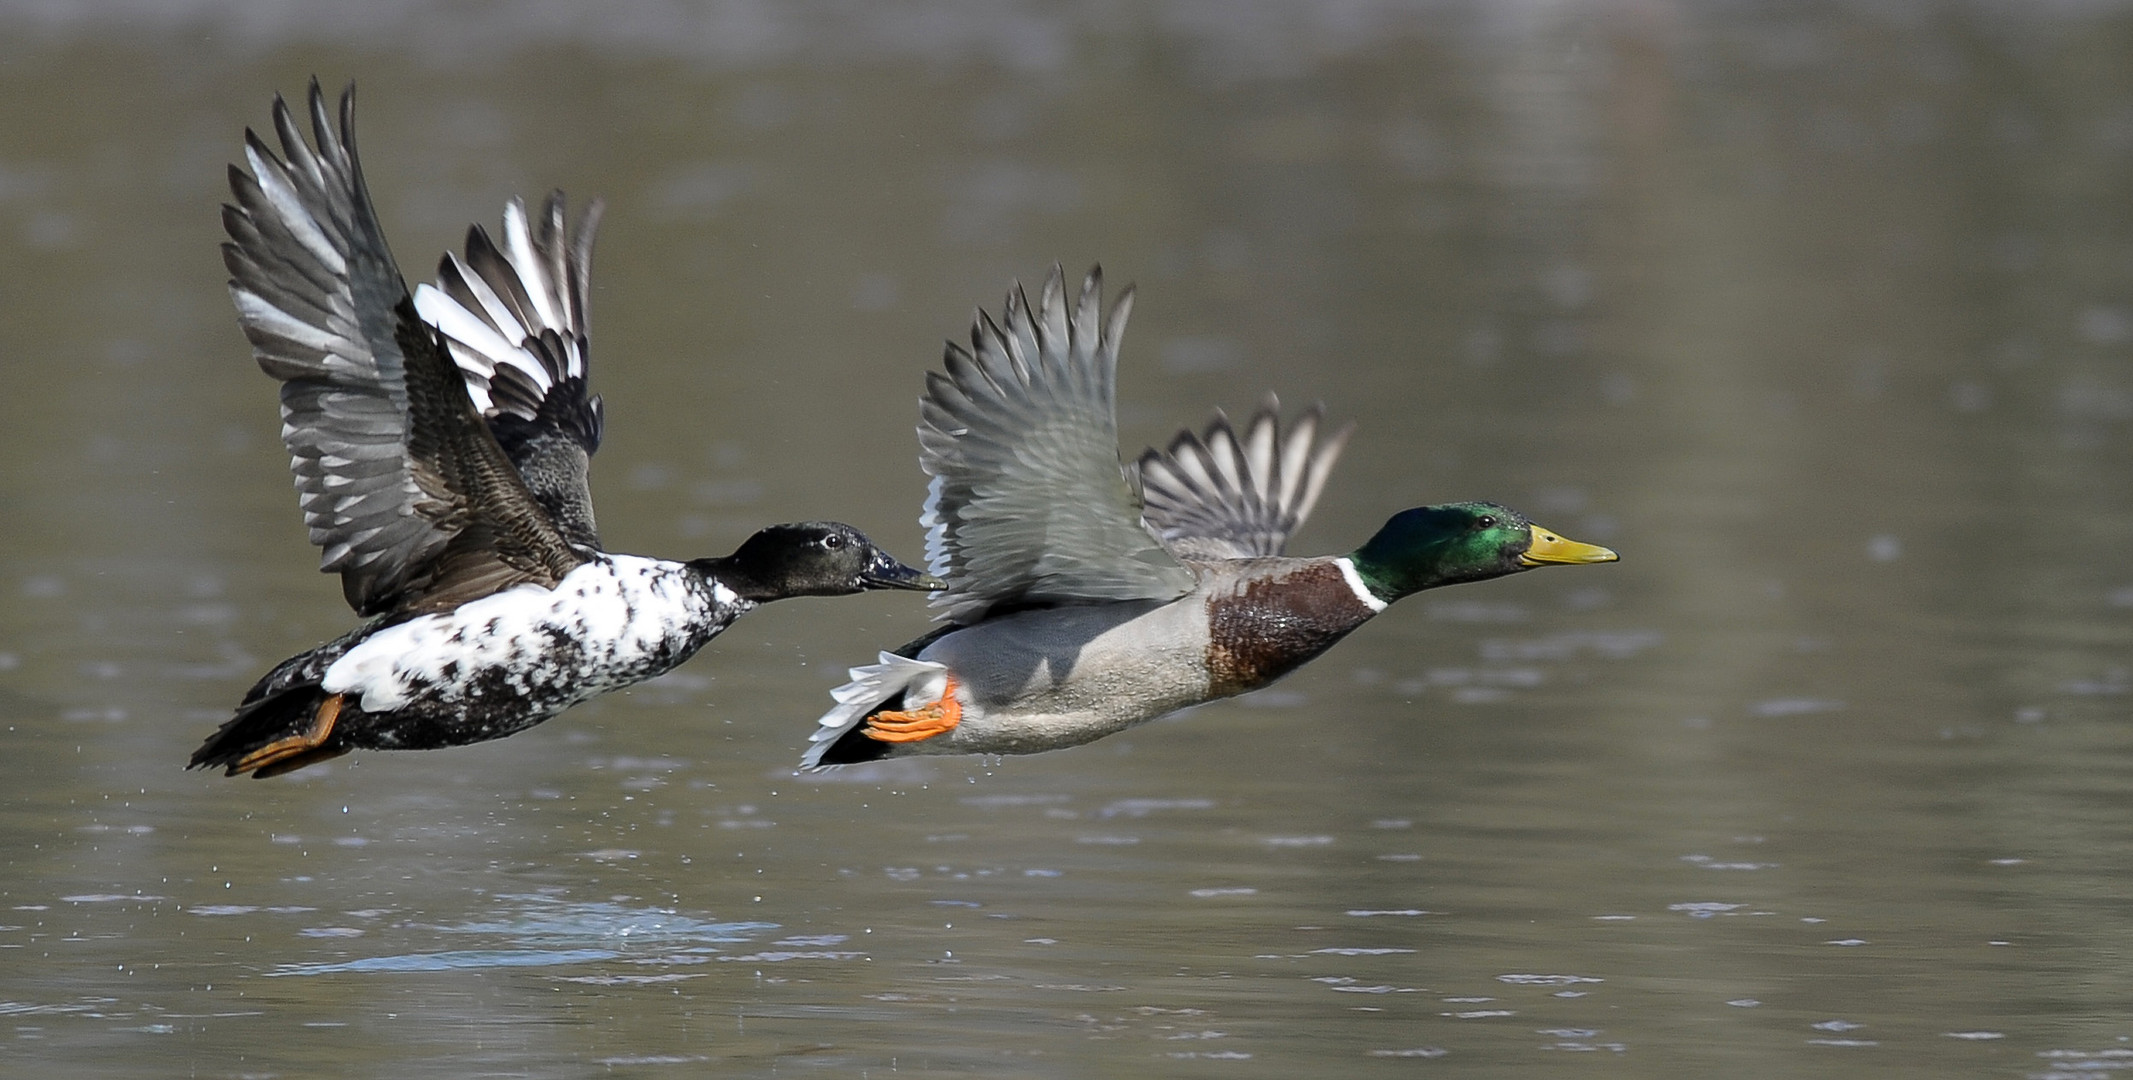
[223,82,443,613]
[413,193,605,549]
[919,265,1194,624]
[1135,395,1354,561]
[224,81,584,616]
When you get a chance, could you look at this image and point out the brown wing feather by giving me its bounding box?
[389,295,585,612]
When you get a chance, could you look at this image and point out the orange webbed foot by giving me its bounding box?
[232,693,348,778]
[863,676,962,744]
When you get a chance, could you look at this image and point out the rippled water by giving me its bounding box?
[5,2,2133,1076]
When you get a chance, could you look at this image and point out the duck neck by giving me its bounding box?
[1347,508,1506,604]
[684,556,776,604]
[1346,537,1446,606]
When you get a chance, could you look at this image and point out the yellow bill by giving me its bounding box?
[1518,524,1619,567]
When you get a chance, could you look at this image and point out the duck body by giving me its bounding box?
[191,83,934,778]
[895,557,1379,756]
[324,556,737,736]
[228,555,741,757]
[802,267,1616,769]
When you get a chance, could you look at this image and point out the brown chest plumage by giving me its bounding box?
[1203,560,1379,698]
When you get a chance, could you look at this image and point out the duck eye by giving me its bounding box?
[1475,515,1497,530]
[822,533,844,550]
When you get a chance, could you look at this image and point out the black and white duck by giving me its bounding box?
[190,83,937,779]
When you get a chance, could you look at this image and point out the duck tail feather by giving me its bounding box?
[800,652,949,770]
[188,681,338,777]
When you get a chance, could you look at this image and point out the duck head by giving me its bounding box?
[693,522,943,602]
[1347,501,1616,604]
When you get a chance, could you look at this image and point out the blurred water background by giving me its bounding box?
[4,1,2133,1076]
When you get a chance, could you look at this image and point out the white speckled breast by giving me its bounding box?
[321,555,742,738]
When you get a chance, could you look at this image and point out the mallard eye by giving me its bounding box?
[822,533,844,550]
[1475,515,1497,530]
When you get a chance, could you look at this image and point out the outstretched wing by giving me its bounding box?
[223,80,587,617]
[1135,396,1353,561]
[413,194,605,549]
[918,265,1195,624]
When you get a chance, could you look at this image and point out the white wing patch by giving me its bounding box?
[411,196,592,420]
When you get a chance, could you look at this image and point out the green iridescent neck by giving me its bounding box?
[1346,502,1532,603]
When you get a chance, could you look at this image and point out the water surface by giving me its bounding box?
[3,3,2133,1076]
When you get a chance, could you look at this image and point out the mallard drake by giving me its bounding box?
[801,267,1617,767]
[190,82,937,779]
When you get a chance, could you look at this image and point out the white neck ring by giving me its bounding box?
[1335,557,1389,613]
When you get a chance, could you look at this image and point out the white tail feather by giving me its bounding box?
[800,653,950,769]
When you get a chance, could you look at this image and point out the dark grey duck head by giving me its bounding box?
[693,522,942,602]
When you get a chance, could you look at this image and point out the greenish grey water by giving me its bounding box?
[4,3,2133,1076]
